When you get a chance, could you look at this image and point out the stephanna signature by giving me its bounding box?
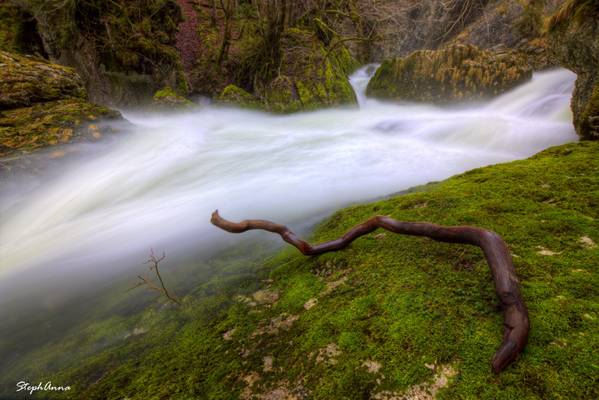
[16,381,71,395]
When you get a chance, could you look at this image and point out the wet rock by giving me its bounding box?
[548,1,599,140]
[367,44,532,105]
[0,51,86,109]
[152,87,194,109]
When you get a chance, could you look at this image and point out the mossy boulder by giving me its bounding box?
[0,99,120,157]
[259,30,358,113]
[152,87,193,110]
[0,51,120,158]
[548,0,599,140]
[366,44,533,104]
[217,85,262,110]
[0,51,86,109]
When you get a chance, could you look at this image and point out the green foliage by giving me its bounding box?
[15,142,598,399]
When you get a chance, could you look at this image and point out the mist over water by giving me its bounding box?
[0,67,577,309]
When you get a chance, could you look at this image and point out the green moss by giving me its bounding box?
[0,51,86,109]
[151,86,193,109]
[261,29,357,113]
[217,84,263,110]
[0,99,120,157]
[367,44,532,104]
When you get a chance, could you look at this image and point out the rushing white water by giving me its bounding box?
[0,68,577,287]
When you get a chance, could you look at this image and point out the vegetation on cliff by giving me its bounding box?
[190,1,359,112]
[367,44,532,104]
[1,0,187,105]
[11,141,596,399]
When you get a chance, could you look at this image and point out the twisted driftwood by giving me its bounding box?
[210,210,529,373]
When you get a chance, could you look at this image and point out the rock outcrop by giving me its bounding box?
[0,51,120,157]
[366,44,532,104]
[152,87,194,110]
[2,0,187,106]
[258,30,358,113]
[217,30,358,113]
[548,0,599,140]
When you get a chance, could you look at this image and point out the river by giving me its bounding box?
[0,67,577,375]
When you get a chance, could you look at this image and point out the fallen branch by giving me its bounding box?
[210,210,529,373]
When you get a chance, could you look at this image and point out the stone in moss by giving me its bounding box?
[217,85,263,110]
[366,44,532,104]
[152,87,193,109]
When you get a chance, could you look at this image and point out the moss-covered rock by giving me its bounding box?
[548,0,599,140]
[0,99,120,157]
[0,51,86,109]
[259,29,358,113]
[367,44,532,104]
[217,85,263,110]
[152,87,194,110]
[0,50,120,158]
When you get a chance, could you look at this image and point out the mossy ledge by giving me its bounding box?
[18,141,598,400]
[0,51,121,159]
[367,44,532,105]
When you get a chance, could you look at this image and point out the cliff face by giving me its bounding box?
[1,0,187,107]
[548,0,599,140]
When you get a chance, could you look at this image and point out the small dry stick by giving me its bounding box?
[210,210,529,373]
[132,249,181,305]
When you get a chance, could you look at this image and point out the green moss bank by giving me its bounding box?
[367,44,532,104]
[18,141,597,400]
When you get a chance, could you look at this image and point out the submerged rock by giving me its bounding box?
[548,0,599,140]
[366,44,532,104]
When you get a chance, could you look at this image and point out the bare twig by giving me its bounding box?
[132,249,181,305]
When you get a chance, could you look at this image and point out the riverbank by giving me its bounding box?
[1,140,596,399]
